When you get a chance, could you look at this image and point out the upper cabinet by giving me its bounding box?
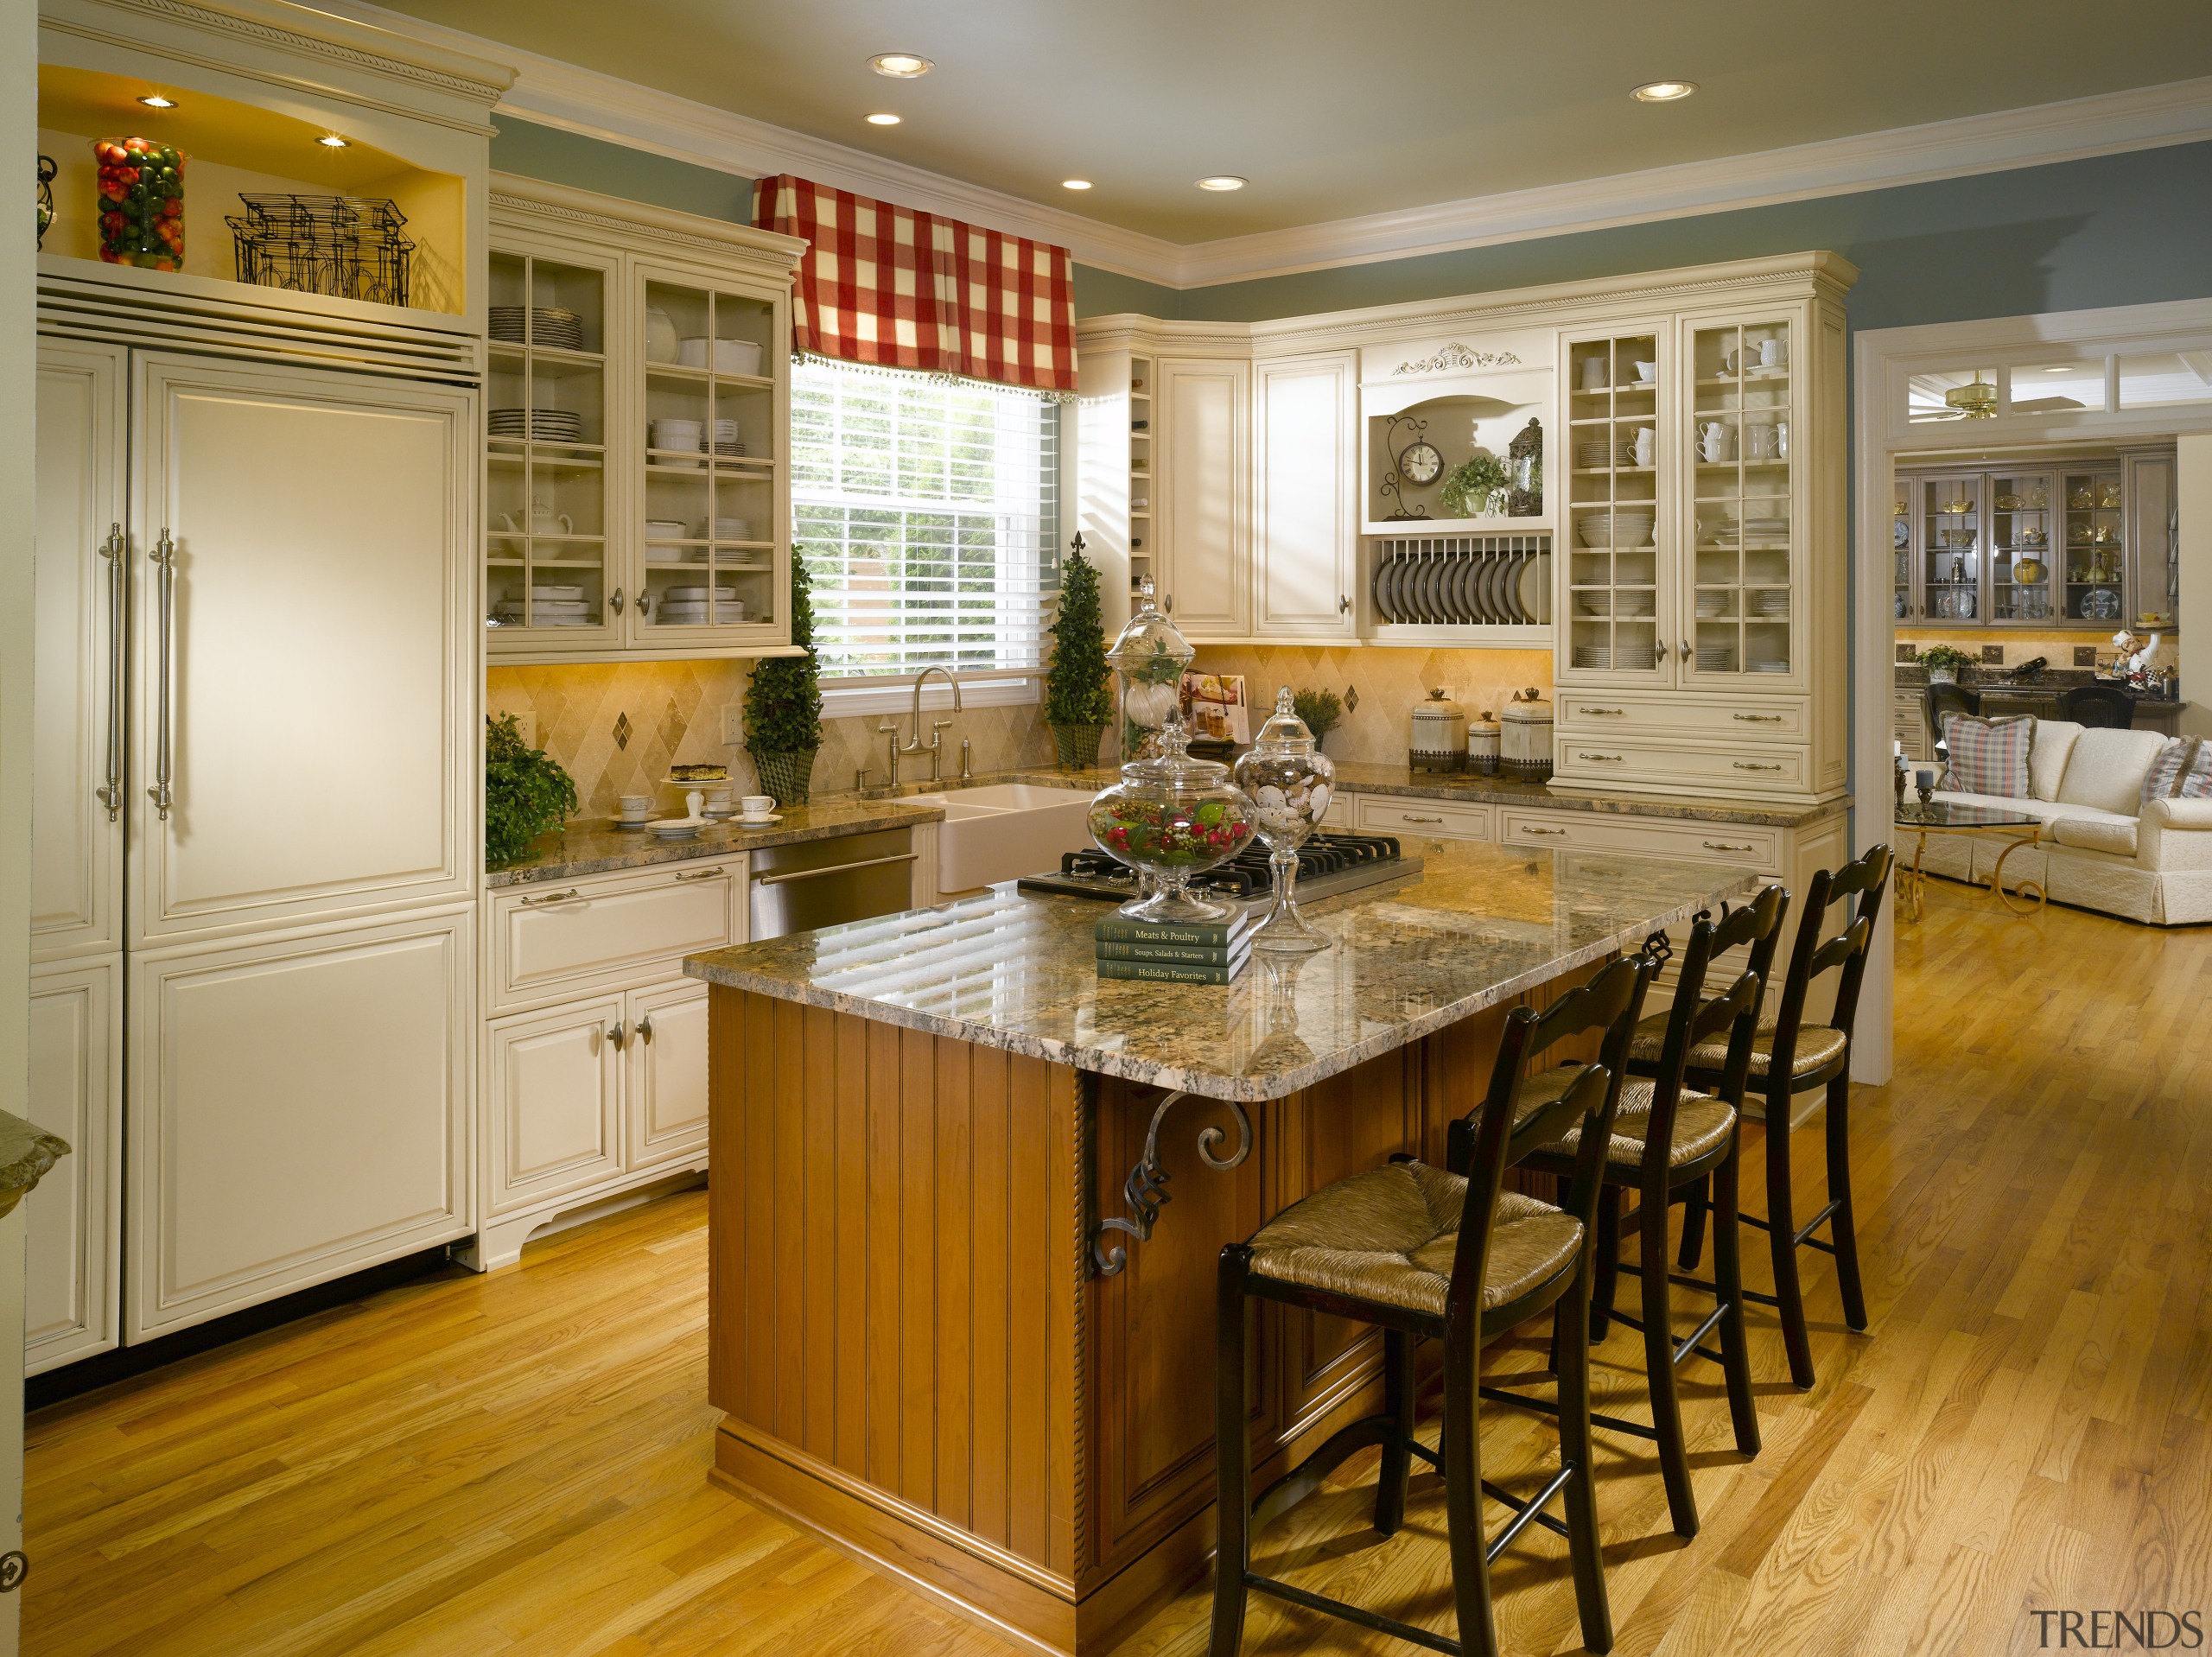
[1152,356,1249,638]
[1254,352,1357,639]
[485,180,804,662]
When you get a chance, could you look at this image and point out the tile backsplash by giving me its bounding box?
[487,661,1054,821]
[1185,644,1554,763]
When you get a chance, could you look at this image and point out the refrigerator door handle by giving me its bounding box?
[148,528,175,822]
[97,522,125,822]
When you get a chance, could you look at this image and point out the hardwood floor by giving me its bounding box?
[26,878,2212,1655]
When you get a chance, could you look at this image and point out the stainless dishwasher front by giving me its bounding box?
[747,827,917,940]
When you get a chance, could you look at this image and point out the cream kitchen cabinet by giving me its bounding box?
[467,860,739,1270]
[25,959,121,1374]
[1153,356,1250,638]
[1253,351,1357,638]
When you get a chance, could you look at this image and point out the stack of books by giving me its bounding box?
[1094,909,1254,985]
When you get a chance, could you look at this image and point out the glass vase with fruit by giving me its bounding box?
[93,136,185,270]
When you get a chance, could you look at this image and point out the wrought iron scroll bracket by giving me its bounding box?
[1640,929,1674,968]
[1091,1084,1254,1278]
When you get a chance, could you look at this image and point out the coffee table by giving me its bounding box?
[1894,800,2045,919]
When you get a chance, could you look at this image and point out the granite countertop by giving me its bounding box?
[486,797,948,889]
[1320,761,1847,829]
[0,1112,69,1220]
[684,840,1754,1102]
[1894,664,2181,705]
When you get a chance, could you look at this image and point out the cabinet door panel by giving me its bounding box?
[34,342,128,962]
[1154,358,1249,637]
[626,980,710,1170]
[488,996,626,1214]
[1255,353,1354,637]
[26,959,123,1373]
[132,355,475,944]
[129,911,472,1340]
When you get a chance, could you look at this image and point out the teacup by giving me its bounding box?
[617,794,652,822]
[740,795,775,819]
[1698,421,1733,462]
[1631,427,1656,467]
[702,787,734,815]
[1633,360,1656,383]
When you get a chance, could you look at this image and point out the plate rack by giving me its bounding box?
[1367,531,1552,648]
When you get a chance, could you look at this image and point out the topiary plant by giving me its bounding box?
[1292,688,1342,747]
[1045,535,1113,768]
[485,713,578,865]
[744,556,825,803]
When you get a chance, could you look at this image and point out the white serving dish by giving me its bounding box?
[677,338,765,377]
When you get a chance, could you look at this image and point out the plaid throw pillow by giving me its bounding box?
[1940,714,2033,797]
[2141,736,2212,803]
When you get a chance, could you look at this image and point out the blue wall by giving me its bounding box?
[492,115,2212,334]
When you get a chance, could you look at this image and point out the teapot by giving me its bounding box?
[496,497,575,536]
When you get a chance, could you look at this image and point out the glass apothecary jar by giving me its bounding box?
[1232,688,1336,953]
[1109,576,1192,761]
[1087,715,1255,922]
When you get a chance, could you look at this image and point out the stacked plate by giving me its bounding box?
[709,516,754,542]
[1744,517,1789,543]
[1576,509,1655,549]
[489,408,583,443]
[711,418,745,457]
[1370,550,1548,625]
[1695,644,1737,672]
[650,417,703,459]
[1570,644,1614,670]
[1694,590,1732,618]
[656,584,743,626]
[1575,441,1631,470]
[1747,659,1790,674]
[1752,589,1790,618]
[493,600,595,627]
[489,307,585,349]
[1613,589,1655,618]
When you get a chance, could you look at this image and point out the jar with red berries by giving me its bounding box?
[1086,714,1255,923]
[93,137,185,271]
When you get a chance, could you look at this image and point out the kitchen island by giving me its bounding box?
[684,841,1756,1655]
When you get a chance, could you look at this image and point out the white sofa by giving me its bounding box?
[1920,719,2212,925]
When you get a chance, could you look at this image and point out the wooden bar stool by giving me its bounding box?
[1649,848,1892,1390]
[1210,955,1654,1657]
[1516,888,1786,1539]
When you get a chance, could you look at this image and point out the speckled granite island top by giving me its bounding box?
[685,840,1755,1102]
[486,797,945,888]
[1321,762,1847,828]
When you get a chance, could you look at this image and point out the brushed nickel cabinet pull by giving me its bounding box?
[1703,841,1755,853]
[1577,706,1624,716]
[1399,813,1443,824]
[673,867,726,882]
[520,887,582,905]
[98,524,125,822]
[1732,713,1783,723]
[1732,761,1782,771]
[147,530,175,822]
[1521,826,1566,836]
[1579,752,1624,763]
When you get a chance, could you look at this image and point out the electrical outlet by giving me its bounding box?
[1896,644,1917,663]
[721,702,743,746]
[493,708,536,746]
[2075,645,2097,666]
[1980,644,2005,663]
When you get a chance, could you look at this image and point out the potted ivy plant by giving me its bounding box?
[1044,536,1113,770]
[484,713,578,865]
[1917,644,1975,685]
[744,557,824,806]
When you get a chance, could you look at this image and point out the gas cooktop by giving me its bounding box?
[1015,833,1421,908]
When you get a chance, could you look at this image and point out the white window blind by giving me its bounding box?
[791,358,1059,678]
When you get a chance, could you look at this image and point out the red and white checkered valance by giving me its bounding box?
[753,175,1077,396]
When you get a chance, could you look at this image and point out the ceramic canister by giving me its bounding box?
[1465,712,1501,777]
[1499,689,1554,783]
[1408,688,1467,774]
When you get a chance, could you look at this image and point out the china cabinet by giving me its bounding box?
[1892,454,2165,630]
[486,178,805,661]
[1561,324,1666,684]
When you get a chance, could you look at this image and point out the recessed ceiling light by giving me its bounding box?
[136,94,177,109]
[868,53,933,78]
[1062,179,1092,191]
[316,135,350,148]
[1631,79,1698,103]
[866,112,901,125]
[1196,175,1247,192]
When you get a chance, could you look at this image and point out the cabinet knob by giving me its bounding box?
[637,1014,655,1044]
[1338,594,1351,614]
[605,1020,626,1051]
[609,587,626,615]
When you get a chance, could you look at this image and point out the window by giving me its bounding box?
[791,358,1059,678]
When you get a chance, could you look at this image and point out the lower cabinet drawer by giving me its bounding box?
[1497,809,1784,874]
[1557,692,1807,740]
[1352,794,1493,841]
[491,861,740,1012]
[1554,736,1810,794]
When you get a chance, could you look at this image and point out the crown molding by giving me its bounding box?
[310,2,2212,293]
[490,173,805,272]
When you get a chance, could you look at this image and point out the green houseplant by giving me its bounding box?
[484,713,578,865]
[1916,644,1975,685]
[744,556,825,806]
[1292,688,1343,749]
[1440,453,1510,520]
[1044,536,1113,770]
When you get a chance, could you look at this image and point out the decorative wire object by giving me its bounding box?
[37,155,56,249]
[226,194,412,307]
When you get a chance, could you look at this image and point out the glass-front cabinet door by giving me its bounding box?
[1559,327,1669,683]
[486,248,617,648]
[1891,483,1915,621]
[1987,469,2056,623]
[1917,473,1982,625]
[637,266,788,642]
[1683,317,1795,686]
[2061,465,2125,625]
